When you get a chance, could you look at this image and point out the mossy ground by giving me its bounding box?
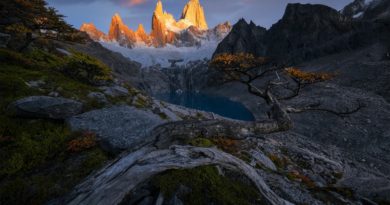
[0,47,113,204]
[152,166,264,205]
[0,116,110,205]
[0,48,100,107]
[188,137,214,147]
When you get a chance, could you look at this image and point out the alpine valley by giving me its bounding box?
[80,0,231,67]
[0,0,390,204]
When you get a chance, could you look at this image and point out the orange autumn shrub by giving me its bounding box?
[212,137,240,154]
[210,53,270,70]
[287,170,316,188]
[67,132,97,152]
[285,67,334,83]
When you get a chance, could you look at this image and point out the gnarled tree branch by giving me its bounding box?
[286,100,365,117]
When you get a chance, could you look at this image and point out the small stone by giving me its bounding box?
[26,80,45,88]
[48,91,60,97]
[87,92,108,104]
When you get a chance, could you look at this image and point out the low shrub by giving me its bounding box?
[268,154,289,170]
[287,170,316,188]
[0,48,34,68]
[67,132,97,153]
[188,138,214,147]
[212,137,240,154]
[0,118,71,176]
[62,52,113,85]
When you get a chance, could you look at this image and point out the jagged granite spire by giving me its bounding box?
[181,0,208,30]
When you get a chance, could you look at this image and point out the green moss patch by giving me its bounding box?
[188,138,214,147]
[0,112,109,204]
[0,48,104,108]
[152,166,263,205]
[0,48,114,204]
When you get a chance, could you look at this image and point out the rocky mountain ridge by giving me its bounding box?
[214,0,390,64]
[342,0,390,19]
[80,0,230,48]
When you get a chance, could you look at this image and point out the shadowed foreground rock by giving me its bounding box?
[7,96,83,120]
[64,146,292,205]
[67,106,166,152]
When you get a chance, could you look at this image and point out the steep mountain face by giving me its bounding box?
[135,24,152,46]
[150,0,178,47]
[214,3,389,64]
[265,3,353,62]
[362,0,390,20]
[181,0,208,30]
[81,0,230,49]
[80,23,108,41]
[213,19,267,58]
[341,0,372,18]
[108,13,137,48]
[342,0,390,20]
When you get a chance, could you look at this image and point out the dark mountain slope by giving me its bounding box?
[214,2,390,64]
[213,19,266,57]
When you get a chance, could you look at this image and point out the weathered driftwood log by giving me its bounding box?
[65,146,293,205]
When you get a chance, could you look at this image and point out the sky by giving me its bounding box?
[46,0,353,33]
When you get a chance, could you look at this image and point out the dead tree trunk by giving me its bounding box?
[64,146,293,205]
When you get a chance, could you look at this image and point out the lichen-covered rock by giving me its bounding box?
[7,96,83,120]
[66,106,166,152]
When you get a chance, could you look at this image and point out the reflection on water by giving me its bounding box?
[155,92,255,121]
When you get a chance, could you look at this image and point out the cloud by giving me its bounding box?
[48,0,149,7]
[127,0,147,6]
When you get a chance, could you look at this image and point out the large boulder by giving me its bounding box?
[7,96,83,120]
[66,106,166,152]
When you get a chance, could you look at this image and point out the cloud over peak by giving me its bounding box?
[128,0,147,7]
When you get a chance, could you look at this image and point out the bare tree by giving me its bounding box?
[151,53,364,146]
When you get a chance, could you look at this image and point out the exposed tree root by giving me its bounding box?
[65,146,293,205]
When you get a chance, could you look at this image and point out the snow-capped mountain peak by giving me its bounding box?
[80,0,231,67]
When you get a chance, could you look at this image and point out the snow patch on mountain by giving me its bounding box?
[101,41,217,68]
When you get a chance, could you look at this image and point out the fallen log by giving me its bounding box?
[65,146,293,205]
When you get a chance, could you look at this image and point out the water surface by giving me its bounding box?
[155,92,255,121]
